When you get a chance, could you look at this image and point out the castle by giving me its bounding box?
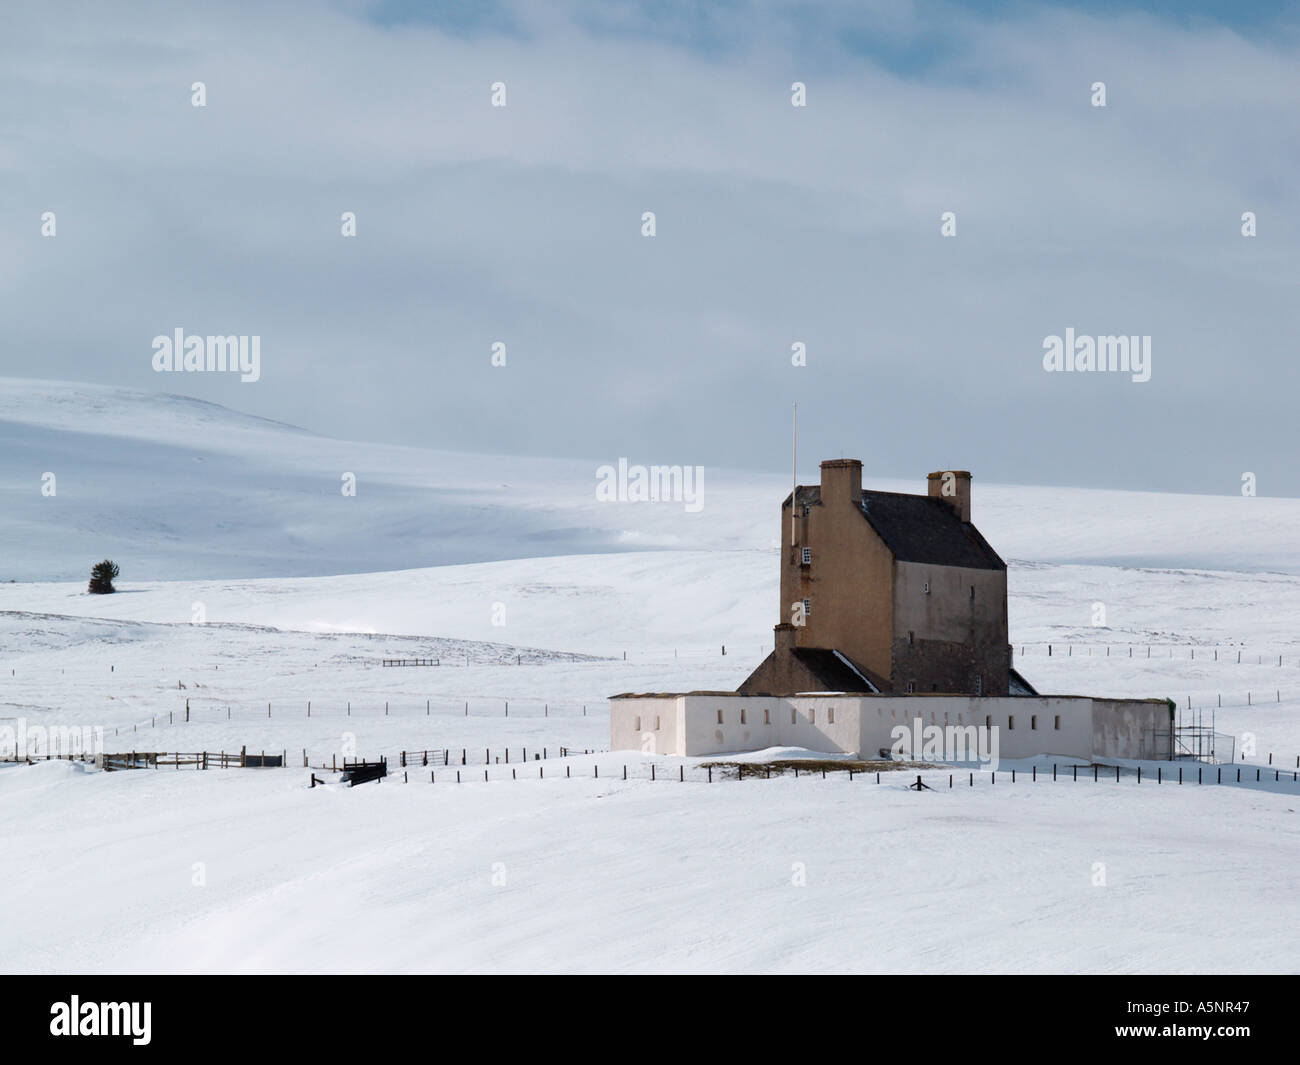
[609,462,1170,763]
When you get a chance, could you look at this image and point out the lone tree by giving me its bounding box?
[88,559,119,594]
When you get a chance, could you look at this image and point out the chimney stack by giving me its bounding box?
[927,470,972,522]
[820,459,863,502]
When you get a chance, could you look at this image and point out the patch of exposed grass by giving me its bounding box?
[698,758,937,779]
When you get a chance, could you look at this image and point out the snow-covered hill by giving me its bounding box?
[3,377,1300,581]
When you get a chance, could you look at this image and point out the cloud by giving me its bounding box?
[1,0,1296,495]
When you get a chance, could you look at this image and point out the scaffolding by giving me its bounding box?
[1147,707,1234,763]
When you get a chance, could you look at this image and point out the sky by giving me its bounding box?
[1,0,1296,495]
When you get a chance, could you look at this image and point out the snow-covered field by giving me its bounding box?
[2,379,1299,973]
[5,757,1299,974]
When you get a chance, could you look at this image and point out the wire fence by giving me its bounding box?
[375,759,1300,791]
[1014,643,1300,667]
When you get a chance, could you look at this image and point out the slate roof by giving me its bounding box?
[790,647,884,693]
[1009,668,1039,696]
[789,485,1005,571]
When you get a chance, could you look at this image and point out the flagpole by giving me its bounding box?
[791,401,797,547]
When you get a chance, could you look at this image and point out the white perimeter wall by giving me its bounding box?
[610,694,1170,761]
[609,697,684,757]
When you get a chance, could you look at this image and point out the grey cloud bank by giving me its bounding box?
[1,0,1296,495]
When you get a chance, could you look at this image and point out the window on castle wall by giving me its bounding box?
[655,716,661,730]
[907,681,915,693]
[828,707,834,724]
[1055,715,1061,730]
[970,586,975,599]
[802,547,811,565]
[908,631,914,645]
[635,717,641,731]
[1008,715,1015,730]
[740,708,747,725]
[717,709,723,724]
[791,707,797,725]
[809,708,816,725]
[764,708,770,725]
[1031,715,1038,730]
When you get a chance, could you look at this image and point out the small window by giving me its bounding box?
[655,716,661,730]
[907,681,916,693]
[801,547,811,565]
[923,581,930,594]
[803,597,811,617]
[1008,715,1015,730]
[1054,715,1061,730]
[791,707,797,725]
[635,716,641,731]
[809,708,816,725]
[828,707,835,724]
[908,630,915,646]
[717,708,724,724]
[740,707,747,725]
[975,675,983,695]
[970,585,975,599]
[985,714,992,729]
[1031,715,1038,730]
[763,708,770,725]
[802,505,810,517]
